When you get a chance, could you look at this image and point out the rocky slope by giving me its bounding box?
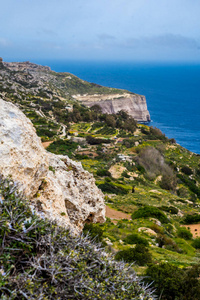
[0,98,105,233]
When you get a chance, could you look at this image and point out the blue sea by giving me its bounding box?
[36,60,200,154]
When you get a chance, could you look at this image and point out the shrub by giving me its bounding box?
[136,147,176,188]
[96,168,111,177]
[160,173,177,191]
[178,174,200,198]
[97,181,131,195]
[160,205,178,214]
[145,263,184,300]
[192,238,200,249]
[182,213,200,224]
[124,233,149,246]
[115,244,152,266]
[181,166,193,175]
[83,223,104,243]
[0,177,154,300]
[86,135,111,145]
[156,234,181,252]
[145,263,200,300]
[131,206,170,224]
[177,227,193,240]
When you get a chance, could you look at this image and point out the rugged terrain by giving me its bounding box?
[1,59,200,299]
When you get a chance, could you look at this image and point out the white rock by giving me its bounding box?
[0,99,105,233]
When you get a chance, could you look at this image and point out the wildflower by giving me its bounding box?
[0,268,6,276]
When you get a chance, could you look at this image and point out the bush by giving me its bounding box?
[136,147,176,188]
[115,244,152,266]
[96,168,111,177]
[145,263,200,300]
[0,177,154,300]
[181,166,193,175]
[97,181,131,195]
[178,174,200,198]
[192,238,200,249]
[156,234,181,252]
[160,205,178,215]
[86,135,111,145]
[160,173,177,191]
[182,213,200,224]
[124,233,149,246]
[177,227,193,240]
[131,206,170,224]
[83,223,104,243]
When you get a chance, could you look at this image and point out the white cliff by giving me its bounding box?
[73,92,151,122]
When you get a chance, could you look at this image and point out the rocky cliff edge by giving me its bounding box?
[0,98,105,233]
[73,92,151,122]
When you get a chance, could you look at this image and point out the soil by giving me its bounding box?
[181,224,200,238]
[106,205,131,223]
[108,164,126,179]
[42,141,54,149]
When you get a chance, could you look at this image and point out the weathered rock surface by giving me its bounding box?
[74,93,151,122]
[0,98,105,232]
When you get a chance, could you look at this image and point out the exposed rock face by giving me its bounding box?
[74,93,151,122]
[0,98,105,233]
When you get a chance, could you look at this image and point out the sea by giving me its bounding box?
[36,60,200,154]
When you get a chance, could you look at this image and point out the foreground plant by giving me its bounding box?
[0,177,154,299]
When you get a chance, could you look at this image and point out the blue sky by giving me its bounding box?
[1,0,200,62]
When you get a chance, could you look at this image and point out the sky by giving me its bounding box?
[0,0,200,62]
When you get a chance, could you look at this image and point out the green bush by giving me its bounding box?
[177,227,193,240]
[97,181,131,195]
[124,233,149,246]
[182,213,200,224]
[156,234,182,253]
[145,263,200,300]
[160,205,178,214]
[131,206,170,224]
[178,174,200,198]
[115,244,152,266]
[181,166,193,175]
[83,223,104,243]
[96,168,111,177]
[192,238,200,249]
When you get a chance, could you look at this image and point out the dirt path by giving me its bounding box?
[182,224,200,238]
[42,141,54,149]
[106,205,131,222]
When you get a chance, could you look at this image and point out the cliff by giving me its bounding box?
[0,98,105,233]
[74,92,150,122]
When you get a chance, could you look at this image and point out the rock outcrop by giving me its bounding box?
[73,93,151,122]
[0,99,105,233]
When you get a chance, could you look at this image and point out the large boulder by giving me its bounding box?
[0,99,105,233]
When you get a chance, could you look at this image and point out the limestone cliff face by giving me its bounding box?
[0,99,105,233]
[74,93,151,122]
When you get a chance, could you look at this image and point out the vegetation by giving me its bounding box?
[0,177,153,300]
[145,263,200,300]
[131,206,170,224]
[115,244,152,266]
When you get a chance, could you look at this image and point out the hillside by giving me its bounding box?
[1,59,200,299]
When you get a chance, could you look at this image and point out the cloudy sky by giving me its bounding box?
[1,0,200,62]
